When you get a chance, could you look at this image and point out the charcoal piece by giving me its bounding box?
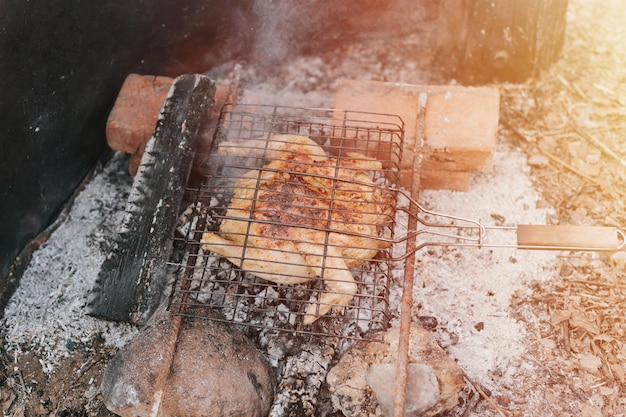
[269,337,336,417]
[91,74,216,324]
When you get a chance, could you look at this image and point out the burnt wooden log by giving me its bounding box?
[90,74,215,325]
[441,0,569,84]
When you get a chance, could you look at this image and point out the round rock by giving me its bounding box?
[326,325,465,417]
[102,308,275,417]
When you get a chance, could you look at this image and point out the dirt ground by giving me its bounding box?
[493,0,626,414]
[2,0,626,416]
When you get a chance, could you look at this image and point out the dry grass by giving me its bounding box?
[499,0,626,414]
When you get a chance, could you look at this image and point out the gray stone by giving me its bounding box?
[327,325,465,417]
[102,308,275,417]
[366,363,439,417]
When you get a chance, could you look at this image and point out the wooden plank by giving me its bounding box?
[91,74,215,325]
[517,225,619,250]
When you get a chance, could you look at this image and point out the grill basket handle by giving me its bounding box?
[516,224,625,251]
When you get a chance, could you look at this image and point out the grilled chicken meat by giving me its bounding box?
[201,134,393,324]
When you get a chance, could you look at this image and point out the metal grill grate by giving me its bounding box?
[168,104,404,341]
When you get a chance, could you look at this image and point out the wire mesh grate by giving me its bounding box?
[168,104,404,341]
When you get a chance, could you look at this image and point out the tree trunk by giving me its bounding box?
[456,0,569,84]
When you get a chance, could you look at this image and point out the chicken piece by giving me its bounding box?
[202,134,393,324]
[217,134,328,160]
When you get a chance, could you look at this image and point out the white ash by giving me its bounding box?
[238,61,334,110]
[410,139,558,387]
[1,153,139,372]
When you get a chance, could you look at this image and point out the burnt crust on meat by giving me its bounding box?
[201,134,393,324]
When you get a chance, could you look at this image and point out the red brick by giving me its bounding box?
[333,80,500,191]
[333,80,423,190]
[192,84,234,174]
[127,140,147,177]
[423,88,499,172]
[420,169,471,192]
[106,74,174,155]
[107,75,235,176]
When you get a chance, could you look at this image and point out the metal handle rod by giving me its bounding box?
[390,188,626,257]
[406,207,625,250]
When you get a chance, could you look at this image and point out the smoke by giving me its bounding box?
[249,0,394,68]
[251,1,292,65]
[251,0,324,67]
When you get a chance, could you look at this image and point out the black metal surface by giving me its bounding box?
[0,0,247,313]
[91,74,216,325]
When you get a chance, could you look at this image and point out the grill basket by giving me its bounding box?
[168,104,404,341]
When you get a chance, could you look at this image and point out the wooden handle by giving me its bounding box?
[517,225,620,250]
